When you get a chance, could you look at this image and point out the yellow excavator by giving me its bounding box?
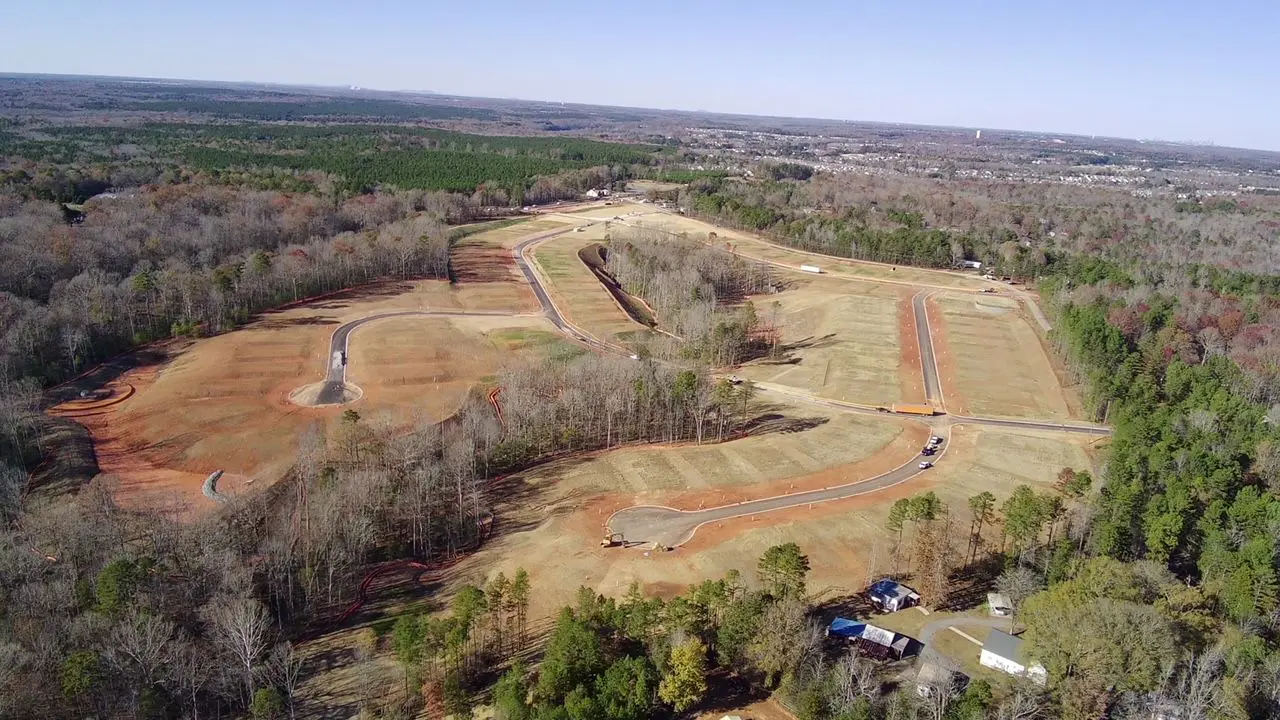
[600,532,625,548]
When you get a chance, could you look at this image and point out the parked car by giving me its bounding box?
[918,461,934,469]
[921,447,936,456]
[929,436,943,446]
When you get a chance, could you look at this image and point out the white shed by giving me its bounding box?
[979,630,1047,685]
[987,592,1013,617]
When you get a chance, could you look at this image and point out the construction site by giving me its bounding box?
[49,198,1107,699]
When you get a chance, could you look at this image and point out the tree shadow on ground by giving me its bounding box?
[27,417,99,497]
[939,553,1005,612]
[739,413,830,437]
[692,671,771,718]
[42,345,171,408]
[287,281,418,312]
[255,314,341,330]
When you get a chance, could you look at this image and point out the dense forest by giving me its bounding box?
[2,122,667,198]
[677,172,1280,279]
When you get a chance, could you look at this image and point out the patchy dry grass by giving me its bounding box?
[738,274,913,406]
[931,293,1077,420]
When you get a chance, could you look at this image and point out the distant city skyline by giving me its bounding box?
[4,0,1277,151]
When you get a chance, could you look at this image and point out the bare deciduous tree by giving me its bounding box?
[208,597,272,704]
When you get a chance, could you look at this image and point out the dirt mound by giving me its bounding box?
[288,381,364,407]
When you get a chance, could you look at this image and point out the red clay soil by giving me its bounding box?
[896,291,927,405]
[451,240,540,313]
[50,368,253,518]
[926,295,969,416]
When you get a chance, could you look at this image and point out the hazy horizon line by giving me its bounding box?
[4,70,1276,156]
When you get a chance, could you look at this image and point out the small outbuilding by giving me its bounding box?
[987,592,1013,617]
[979,630,1047,685]
[915,661,963,697]
[867,579,921,612]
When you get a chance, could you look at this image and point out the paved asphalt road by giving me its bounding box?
[313,223,599,405]
[912,290,942,405]
[607,429,951,548]
[315,309,523,404]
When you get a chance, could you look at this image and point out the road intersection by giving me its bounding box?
[307,211,1107,547]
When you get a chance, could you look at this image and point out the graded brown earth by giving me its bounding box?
[48,218,574,515]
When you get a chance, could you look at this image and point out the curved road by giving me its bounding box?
[305,214,1108,544]
[315,309,523,405]
[607,430,952,547]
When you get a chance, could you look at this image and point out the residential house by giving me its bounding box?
[867,579,921,612]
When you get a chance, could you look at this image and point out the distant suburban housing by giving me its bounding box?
[987,592,1013,617]
[827,617,913,660]
[867,579,921,612]
[978,630,1047,685]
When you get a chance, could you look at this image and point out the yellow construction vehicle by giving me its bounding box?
[600,533,625,548]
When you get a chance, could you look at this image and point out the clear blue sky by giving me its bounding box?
[6,0,1278,150]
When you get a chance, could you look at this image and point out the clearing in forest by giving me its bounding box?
[441,401,926,620]
[929,293,1078,420]
[735,273,919,407]
[55,223,565,515]
[449,218,566,310]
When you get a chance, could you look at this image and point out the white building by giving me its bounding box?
[979,630,1047,685]
[987,592,1013,617]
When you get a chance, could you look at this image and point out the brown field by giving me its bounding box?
[450,218,567,311]
[437,421,1096,622]
[616,209,991,292]
[529,225,653,345]
[627,180,684,193]
[553,203,666,221]
[737,274,918,406]
[347,315,560,422]
[930,293,1078,420]
[48,216,591,514]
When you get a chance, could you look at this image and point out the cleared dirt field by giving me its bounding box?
[737,274,919,406]
[346,315,559,422]
[552,203,665,221]
[618,210,990,292]
[438,405,928,619]
[50,216,587,514]
[930,293,1078,420]
[450,218,567,311]
[530,225,653,345]
[443,421,1095,621]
